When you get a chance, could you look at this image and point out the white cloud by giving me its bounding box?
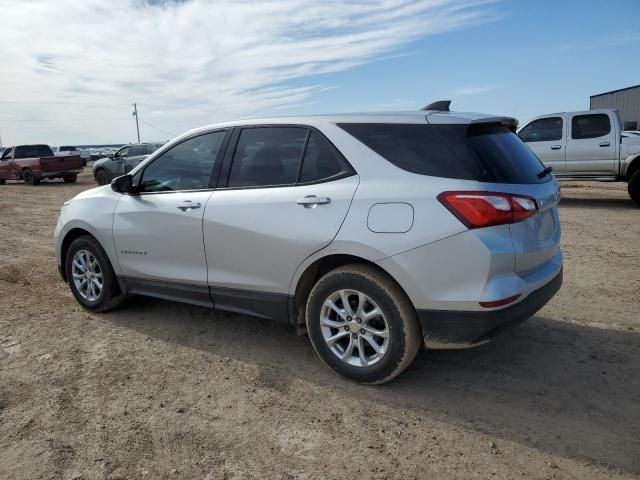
[0,0,497,144]
[452,85,496,96]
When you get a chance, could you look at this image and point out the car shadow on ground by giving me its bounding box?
[105,297,640,474]
[559,196,636,210]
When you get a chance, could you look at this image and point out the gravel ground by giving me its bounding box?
[1,171,639,480]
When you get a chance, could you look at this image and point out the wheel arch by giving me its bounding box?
[59,226,127,296]
[289,252,415,329]
[59,228,97,281]
[624,155,640,181]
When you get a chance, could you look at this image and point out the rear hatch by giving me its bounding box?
[338,118,561,275]
[434,120,561,274]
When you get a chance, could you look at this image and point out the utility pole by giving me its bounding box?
[132,103,141,143]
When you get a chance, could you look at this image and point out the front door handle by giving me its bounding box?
[599,141,610,147]
[296,195,331,208]
[177,201,201,211]
[551,145,561,150]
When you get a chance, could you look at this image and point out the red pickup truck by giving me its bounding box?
[0,144,84,185]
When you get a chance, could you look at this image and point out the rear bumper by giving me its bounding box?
[417,267,563,349]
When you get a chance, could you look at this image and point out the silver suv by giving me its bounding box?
[54,109,563,384]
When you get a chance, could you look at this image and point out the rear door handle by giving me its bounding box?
[599,141,610,147]
[177,201,201,211]
[296,195,331,208]
[550,145,561,150]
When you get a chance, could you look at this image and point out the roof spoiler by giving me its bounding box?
[470,116,519,129]
[421,100,451,112]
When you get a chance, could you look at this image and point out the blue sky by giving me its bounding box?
[291,0,640,120]
[1,0,639,144]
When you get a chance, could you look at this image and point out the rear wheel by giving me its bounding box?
[65,235,124,312]
[63,174,77,183]
[22,169,40,186]
[305,264,422,384]
[95,169,108,186]
[0,179,5,185]
[628,170,640,206]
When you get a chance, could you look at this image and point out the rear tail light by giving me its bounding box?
[437,191,538,229]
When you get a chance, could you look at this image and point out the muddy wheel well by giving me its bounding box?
[59,228,95,281]
[291,254,405,328]
[626,156,640,181]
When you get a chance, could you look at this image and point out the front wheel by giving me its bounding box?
[95,169,108,186]
[63,174,77,183]
[65,235,124,312]
[306,264,422,384]
[628,170,640,206]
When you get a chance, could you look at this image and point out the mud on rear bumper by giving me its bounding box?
[417,268,563,349]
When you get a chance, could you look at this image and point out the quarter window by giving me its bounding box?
[140,131,226,192]
[227,127,307,188]
[571,114,611,139]
[518,117,563,142]
[299,131,349,183]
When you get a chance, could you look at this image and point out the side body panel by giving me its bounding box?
[112,191,214,285]
[203,175,359,294]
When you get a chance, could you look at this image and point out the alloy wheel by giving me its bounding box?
[320,289,390,367]
[71,249,104,302]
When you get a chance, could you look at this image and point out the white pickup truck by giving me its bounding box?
[518,109,640,205]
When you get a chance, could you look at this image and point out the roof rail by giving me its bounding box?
[421,100,451,112]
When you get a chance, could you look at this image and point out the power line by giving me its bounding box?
[139,118,176,137]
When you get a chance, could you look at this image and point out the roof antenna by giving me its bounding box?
[421,100,451,112]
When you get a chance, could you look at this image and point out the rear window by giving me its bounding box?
[571,114,611,139]
[60,146,77,152]
[14,145,54,158]
[338,123,549,184]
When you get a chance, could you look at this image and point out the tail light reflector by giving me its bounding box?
[437,191,538,229]
[479,294,521,308]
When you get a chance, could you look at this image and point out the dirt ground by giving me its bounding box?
[0,171,638,480]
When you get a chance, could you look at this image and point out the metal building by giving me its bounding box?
[590,84,640,131]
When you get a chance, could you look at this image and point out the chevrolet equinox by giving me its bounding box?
[54,108,563,384]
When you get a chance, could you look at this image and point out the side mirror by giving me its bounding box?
[111,174,136,194]
[108,154,114,159]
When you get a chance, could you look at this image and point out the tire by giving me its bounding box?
[0,179,5,185]
[63,174,77,183]
[23,169,40,186]
[305,264,422,384]
[65,235,124,312]
[95,169,108,186]
[628,170,640,206]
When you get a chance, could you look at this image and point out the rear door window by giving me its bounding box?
[339,123,548,184]
[227,127,307,187]
[571,114,611,139]
[518,117,563,142]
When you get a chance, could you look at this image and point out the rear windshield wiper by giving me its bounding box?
[537,165,553,179]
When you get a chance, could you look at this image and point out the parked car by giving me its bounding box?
[54,109,563,384]
[52,145,90,167]
[518,109,640,205]
[93,143,164,185]
[1,144,83,185]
